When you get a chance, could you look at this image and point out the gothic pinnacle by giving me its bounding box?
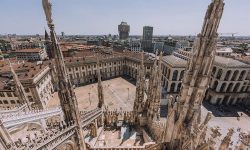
[8,60,32,110]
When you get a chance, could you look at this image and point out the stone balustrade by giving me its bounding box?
[89,142,157,150]
[0,104,27,117]
[32,125,76,150]
[11,124,76,150]
[81,108,102,127]
[1,107,62,128]
[80,107,101,117]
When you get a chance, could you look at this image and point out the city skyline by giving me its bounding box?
[0,0,250,36]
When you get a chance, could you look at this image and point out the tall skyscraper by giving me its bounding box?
[142,26,153,52]
[118,22,130,40]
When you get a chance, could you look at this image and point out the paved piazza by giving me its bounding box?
[48,77,136,111]
[48,77,250,148]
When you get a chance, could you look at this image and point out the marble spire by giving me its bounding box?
[133,51,145,122]
[42,0,86,149]
[9,61,32,110]
[96,55,104,108]
[163,0,225,149]
[146,51,163,121]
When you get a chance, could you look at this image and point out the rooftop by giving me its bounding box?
[216,47,233,53]
[162,55,187,67]
[0,60,50,89]
[14,48,43,53]
[214,56,249,68]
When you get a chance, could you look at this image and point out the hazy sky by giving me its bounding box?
[0,0,249,36]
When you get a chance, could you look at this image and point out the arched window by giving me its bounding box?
[227,83,233,92]
[216,69,223,80]
[179,70,184,81]
[177,83,182,92]
[224,70,231,81]
[246,86,250,92]
[233,83,240,92]
[220,83,227,92]
[170,83,176,92]
[212,81,218,90]
[212,67,216,77]
[167,69,170,79]
[163,66,167,75]
[240,86,245,92]
[231,70,239,81]
[172,70,178,81]
[238,70,246,81]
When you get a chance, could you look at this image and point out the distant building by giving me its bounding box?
[153,42,164,53]
[87,39,101,46]
[61,32,65,37]
[216,47,233,57]
[10,39,44,50]
[176,40,190,49]
[163,40,177,55]
[162,38,190,55]
[14,48,48,61]
[142,26,153,53]
[118,22,130,40]
[129,40,141,52]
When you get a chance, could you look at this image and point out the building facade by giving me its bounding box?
[170,50,250,106]
[206,57,250,105]
[142,26,153,52]
[0,62,54,109]
[118,22,130,40]
[14,48,48,61]
[129,40,141,52]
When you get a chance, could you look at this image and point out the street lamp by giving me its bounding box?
[88,92,91,105]
[127,88,129,101]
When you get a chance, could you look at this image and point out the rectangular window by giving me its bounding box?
[13,92,17,97]
[0,92,4,97]
[3,100,8,104]
[7,92,12,97]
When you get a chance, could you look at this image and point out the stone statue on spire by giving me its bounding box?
[42,0,86,149]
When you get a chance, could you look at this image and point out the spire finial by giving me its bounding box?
[42,0,53,25]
